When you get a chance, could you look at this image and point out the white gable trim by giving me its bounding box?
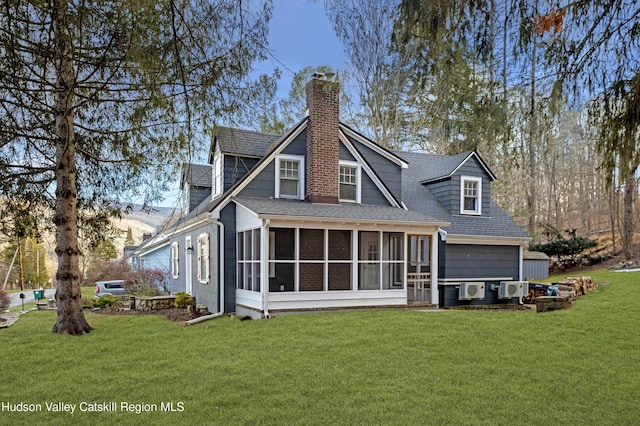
[339,131,402,208]
[212,119,308,216]
[449,151,497,181]
[339,124,408,169]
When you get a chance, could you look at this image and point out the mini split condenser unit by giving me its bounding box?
[458,282,485,300]
[498,281,529,299]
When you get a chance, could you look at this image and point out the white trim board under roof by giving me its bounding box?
[339,123,408,169]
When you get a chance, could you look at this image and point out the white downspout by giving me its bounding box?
[186,218,225,325]
[263,219,271,319]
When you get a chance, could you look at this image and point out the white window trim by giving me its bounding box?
[196,233,210,284]
[275,154,305,200]
[212,145,223,199]
[171,242,179,279]
[460,176,482,215]
[339,160,361,203]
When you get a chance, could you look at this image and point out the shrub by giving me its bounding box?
[124,268,169,296]
[530,224,598,270]
[83,258,132,286]
[0,290,10,311]
[91,295,120,309]
[174,292,195,309]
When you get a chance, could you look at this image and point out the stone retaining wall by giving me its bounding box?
[135,296,176,312]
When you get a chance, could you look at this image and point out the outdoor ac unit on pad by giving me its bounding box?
[459,282,485,300]
[499,281,528,299]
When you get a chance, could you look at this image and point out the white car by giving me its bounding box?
[94,280,128,298]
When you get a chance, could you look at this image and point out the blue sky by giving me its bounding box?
[256,0,345,98]
[156,1,345,208]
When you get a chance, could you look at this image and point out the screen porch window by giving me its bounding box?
[237,229,261,292]
[461,176,482,215]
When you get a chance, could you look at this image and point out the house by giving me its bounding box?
[132,76,530,318]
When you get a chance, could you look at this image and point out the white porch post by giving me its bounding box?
[431,230,439,305]
[261,220,270,316]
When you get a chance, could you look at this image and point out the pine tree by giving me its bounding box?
[0,1,273,334]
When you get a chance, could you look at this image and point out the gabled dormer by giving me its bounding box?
[210,126,280,199]
[420,151,496,217]
[180,163,212,214]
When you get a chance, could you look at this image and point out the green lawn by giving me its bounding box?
[1,269,638,425]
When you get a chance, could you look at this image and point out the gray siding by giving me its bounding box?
[427,180,453,212]
[168,223,220,312]
[360,173,389,205]
[451,156,492,216]
[281,129,307,156]
[220,204,237,313]
[188,186,211,212]
[346,135,403,202]
[439,244,520,307]
[223,155,259,192]
[427,156,493,217]
[339,142,356,161]
[239,161,276,198]
[444,244,519,279]
[239,131,307,199]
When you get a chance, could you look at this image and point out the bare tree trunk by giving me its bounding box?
[622,167,637,260]
[527,39,538,235]
[51,0,92,335]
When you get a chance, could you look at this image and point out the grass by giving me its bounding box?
[1,269,639,425]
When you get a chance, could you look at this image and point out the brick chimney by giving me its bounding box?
[305,75,340,204]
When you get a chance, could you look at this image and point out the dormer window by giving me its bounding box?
[461,176,482,215]
[339,161,360,203]
[275,155,305,200]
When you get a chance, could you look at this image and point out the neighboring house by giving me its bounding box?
[132,76,530,318]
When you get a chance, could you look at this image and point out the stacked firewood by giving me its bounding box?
[523,276,597,304]
[557,276,598,298]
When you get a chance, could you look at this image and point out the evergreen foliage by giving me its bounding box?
[529,224,598,268]
[0,1,273,334]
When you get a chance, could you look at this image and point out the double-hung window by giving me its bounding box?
[197,233,210,284]
[461,176,482,215]
[339,161,360,203]
[276,155,304,199]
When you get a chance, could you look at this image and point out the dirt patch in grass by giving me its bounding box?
[94,306,207,322]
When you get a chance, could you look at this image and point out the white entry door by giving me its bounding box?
[185,236,193,295]
[359,233,380,289]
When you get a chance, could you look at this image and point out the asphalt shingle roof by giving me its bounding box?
[213,126,280,159]
[181,163,212,188]
[234,197,447,225]
[395,150,529,239]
